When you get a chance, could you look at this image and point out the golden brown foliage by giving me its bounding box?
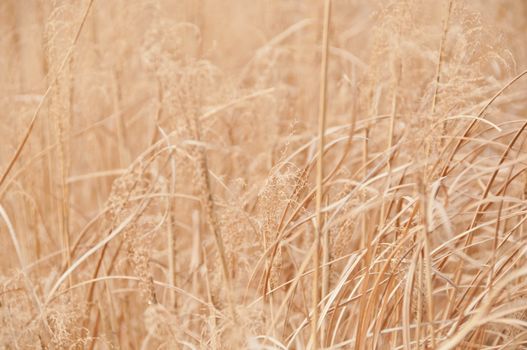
[1,0,527,349]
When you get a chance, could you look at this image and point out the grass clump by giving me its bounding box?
[1,0,527,348]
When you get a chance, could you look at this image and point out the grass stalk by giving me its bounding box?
[311,1,331,348]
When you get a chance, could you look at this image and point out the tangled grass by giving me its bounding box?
[1,0,527,349]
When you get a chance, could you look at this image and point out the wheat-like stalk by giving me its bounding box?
[1,0,527,348]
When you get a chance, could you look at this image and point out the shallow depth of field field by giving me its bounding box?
[1,1,527,349]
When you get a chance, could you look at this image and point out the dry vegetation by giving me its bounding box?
[1,0,527,349]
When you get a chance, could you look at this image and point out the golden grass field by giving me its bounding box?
[1,0,527,348]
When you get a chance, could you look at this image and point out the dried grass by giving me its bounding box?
[1,0,527,349]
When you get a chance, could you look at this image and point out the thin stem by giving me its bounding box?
[312,1,331,349]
